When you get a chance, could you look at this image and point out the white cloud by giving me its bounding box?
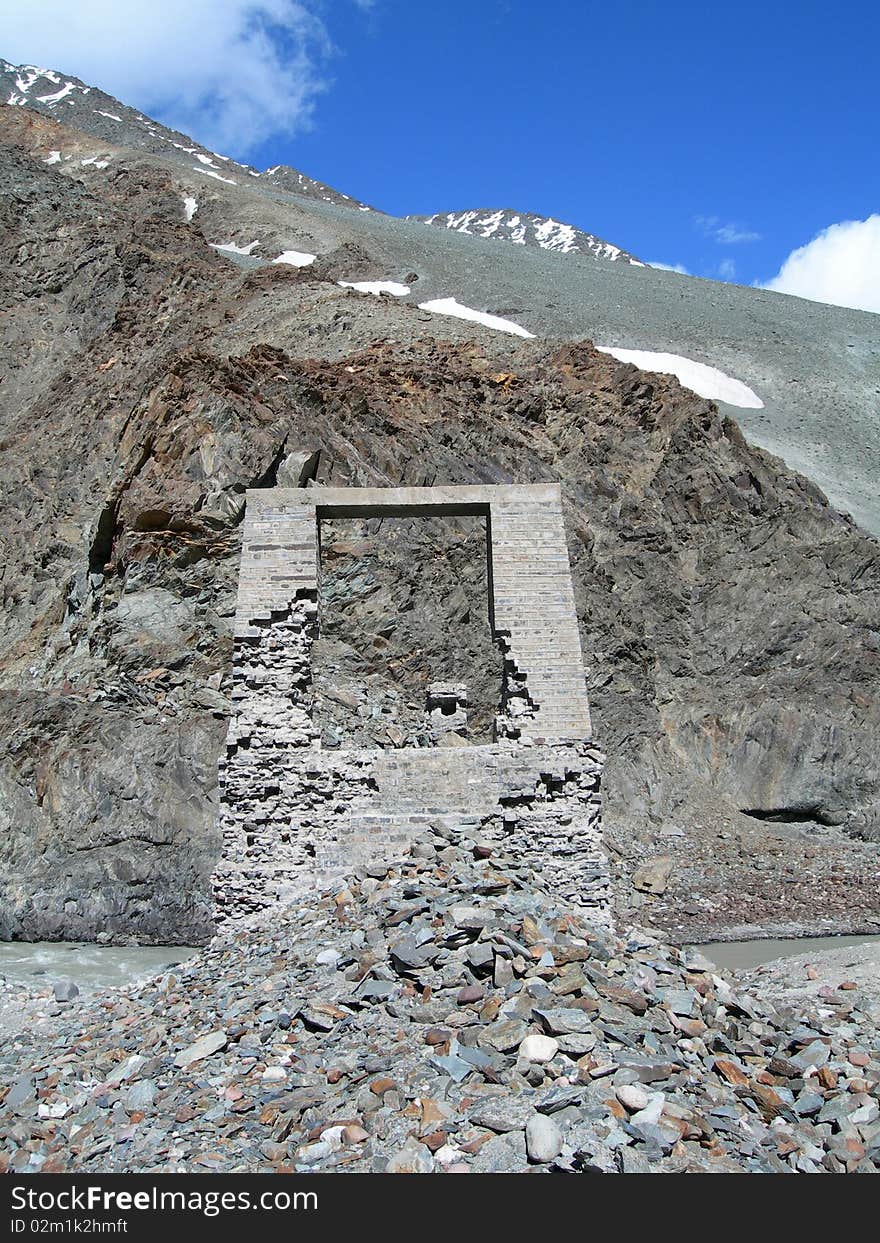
[762,215,880,314]
[650,260,689,274]
[717,257,736,280]
[0,0,341,154]
[695,215,762,244]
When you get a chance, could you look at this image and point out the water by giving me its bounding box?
[0,941,200,992]
[5,934,879,992]
[692,934,880,972]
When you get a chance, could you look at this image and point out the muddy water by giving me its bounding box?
[692,934,880,972]
[0,941,200,992]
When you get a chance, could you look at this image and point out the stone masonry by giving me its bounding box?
[214,485,609,925]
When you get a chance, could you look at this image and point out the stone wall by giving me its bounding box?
[214,485,609,926]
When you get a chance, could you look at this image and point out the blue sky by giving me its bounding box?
[3,0,879,304]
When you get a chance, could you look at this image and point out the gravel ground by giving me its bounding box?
[744,942,880,1020]
[2,830,879,1174]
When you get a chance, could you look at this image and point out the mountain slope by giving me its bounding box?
[409,207,643,263]
[0,59,376,211]
[4,56,873,535]
[0,102,878,947]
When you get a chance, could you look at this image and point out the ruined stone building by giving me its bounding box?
[214,485,609,924]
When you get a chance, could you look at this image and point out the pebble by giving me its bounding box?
[52,980,79,1003]
[525,1114,563,1163]
[616,1084,650,1113]
[518,1034,559,1064]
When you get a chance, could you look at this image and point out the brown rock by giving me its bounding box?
[714,1058,749,1087]
[598,983,649,1014]
[750,1083,786,1120]
[817,1066,838,1090]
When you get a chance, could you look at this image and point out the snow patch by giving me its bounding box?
[193,167,236,185]
[195,153,219,168]
[339,280,410,297]
[14,66,59,94]
[272,250,316,267]
[182,196,198,222]
[95,110,122,122]
[534,217,578,254]
[211,239,260,256]
[417,297,535,339]
[37,81,76,104]
[80,156,110,169]
[44,150,62,165]
[596,347,764,409]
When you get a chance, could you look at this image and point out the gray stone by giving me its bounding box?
[6,1076,35,1110]
[386,1138,435,1174]
[470,1095,535,1133]
[518,1034,559,1064]
[124,1080,157,1111]
[632,857,674,895]
[174,1030,228,1068]
[533,1006,592,1035]
[481,1018,529,1052]
[525,1113,564,1163]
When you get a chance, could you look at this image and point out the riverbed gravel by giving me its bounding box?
[2,826,878,1174]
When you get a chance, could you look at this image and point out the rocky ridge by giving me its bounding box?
[1,833,878,1174]
[0,59,375,211]
[0,102,878,944]
[410,207,642,263]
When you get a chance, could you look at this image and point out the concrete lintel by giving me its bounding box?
[247,482,562,517]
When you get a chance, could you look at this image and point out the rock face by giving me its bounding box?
[1,831,878,1174]
[0,103,878,943]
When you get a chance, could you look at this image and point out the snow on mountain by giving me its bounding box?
[409,208,644,265]
[0,59,374,213]
[596,346,764,409]
[261,165,376,213]
[339,280,411,296]
[417,296,535,338]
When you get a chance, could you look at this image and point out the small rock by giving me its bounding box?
[174,1030,228,1068]
[525,1114,563,1163]
[632,856,674,895]
[616,1083,650,1113]
[124,1079,157,1111]
[518,1034,559,1064]
[386,1138,435,1174]
[53,979,79,1003]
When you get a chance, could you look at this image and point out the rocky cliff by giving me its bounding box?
[1,104,878,944]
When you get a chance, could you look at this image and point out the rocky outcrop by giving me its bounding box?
[0,105,878,943]
[0,693,221,942]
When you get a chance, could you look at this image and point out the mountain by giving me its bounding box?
[409,208,643,263]
[0,59,376,211]
[0,64,878,950]
[5,59,872,535]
